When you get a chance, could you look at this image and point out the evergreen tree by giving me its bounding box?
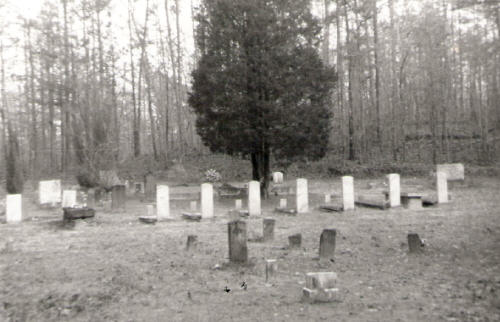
[5,123,23,194]
[189,0,336,195]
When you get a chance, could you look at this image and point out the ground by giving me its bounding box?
[1,176,499,322]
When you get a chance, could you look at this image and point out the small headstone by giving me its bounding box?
[228,220,248,264]
[302,272,339,303]
[319,204,343,212]
[6,194,22,223]
[144,174,156,200]
[190,200,197,212]
[39,179,62,206]
[63,207,95,221]
[248,181,261,216]
[288,233,302,249]
[319,229,337,261]
[62,190,77,208]
[437,172,448,204]
[111,185,126,209]
[265,259,278,282]
[139,216,157,224]
[156,185,171,220]
[342,176,355,210]
[263,218,276,242]
[436,163,464,181]
[386,173,401,207]
[235,199,242,210]
[182,212,202,221]
[186,235,198,251]
[279,198,287,209]
[201,183,214,218]
[296,178,308,213]
[324,194,331,204]
[272,172,284,184]
[408,233,424,254]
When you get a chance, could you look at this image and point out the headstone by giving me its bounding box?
[272,172,284,184]
[182,213,202,221]
[408,233,424,254]
[248,181,261,216]
[186,235,198,251]
[265,259,278,282]
[228,220,248,264]
[235,199,242,210]
[190,200,197,212]
[279,198,287,209]
[436,163,464,181]
[146,204,155,216]
[324,194,331,204]
[144,174,156,200]
[62,190,77,208]
[156,185,171,220]
[302,272,339,303]
[86,189,96,208]
[139,216,157,224]
[6,194,22,223]
[386,173,401,207]
[39,180,62,205]
[319,229,337,261]
[263,218,276,242]
[437,171,448,203]
[201,183,214,218]
[342,176,355,210]
[288,233,302,249]
[111,185,126,209]
[63,207,95,221]
[296,178,308,213]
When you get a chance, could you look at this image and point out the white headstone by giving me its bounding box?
[437,172,448,203]
[6,194,22,223]
[386,173,401,207]
[248,181,261,216]
[342,176,355,210]
[279,198,287,209]
[273,172,284,184]
[62,190,77,208]
[201,183,214,218]
[296,178,308,213]
[235,199,242,210]
[156,185,171,220]
[190,200,197,211]
[324,194,331,204]
[436,163,464,181]
[39,180,62,205]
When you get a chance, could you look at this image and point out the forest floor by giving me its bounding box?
[1,175,500,322]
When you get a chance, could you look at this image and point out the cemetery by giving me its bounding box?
[1,164,499,321]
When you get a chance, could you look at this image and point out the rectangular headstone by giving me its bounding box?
[156,185,171,220]
[265,259,278,282]
[408,233,424,254]
[248,181,261,216]
[296,178,308,213]
[235,199,242,210]
[437,172,448,203]
[342,176,355,210]
[62,190,77,208]
[263,218,276,242]
[111,185,126,209]
[436,163,464,181]
[386,173,401,207]
[319,229,337,261]
[288,233,302,249]
[272,172,284,184]
[39,180,61,205]
[144,174,156,200]
[324,194,331,204]
[279,198,287,209]
[201,183,214,218]
[228,220,248,263]
[6,194,22,223]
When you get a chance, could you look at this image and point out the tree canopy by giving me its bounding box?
[189,0,336,194]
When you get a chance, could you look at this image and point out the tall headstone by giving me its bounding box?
[62,190,77,208]
[387,173,401,207]
[201,183,214,218]
[273,172,284,184]
[6,194,22,223]
[228,220,248,263]
[39,180,62,205]
[437,171,448,203]
[279,198,287,209]
[265,259,278,282]
[319,229,337,261]
[248,181,261,216]
[156,185,171,220]
[111,185,126,209]
[263,218,276,242]
[235,199,242,210]
[342,176,355,210]
[144,174,156,200]
[296,178,308,213]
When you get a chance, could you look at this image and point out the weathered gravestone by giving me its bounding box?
[6,194,22,223]
[248,181,261,216]
[62,190,77,208]
[201,183,214,218]
[228,220,248,264]
[279,198,287,209]
[436,163,464,181]
[387,173,401,207]
[302,272,339,303]
[266,259,278,282]
[296,178,308,213]
[342,176,355,210]
[319,229,337,261]
[186,235,198,251]
[408,233,424,254]
[437,172,449,204]
[234,199,242,210]
[156,185,171,220]
[111,185,126,209]
[288,233,302,249]
[63,207,95,221]
[39,180,62,206]
[324,193,331,204]
[144,174,156,200]
[272,172,284,184]
[263,218,276,242]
